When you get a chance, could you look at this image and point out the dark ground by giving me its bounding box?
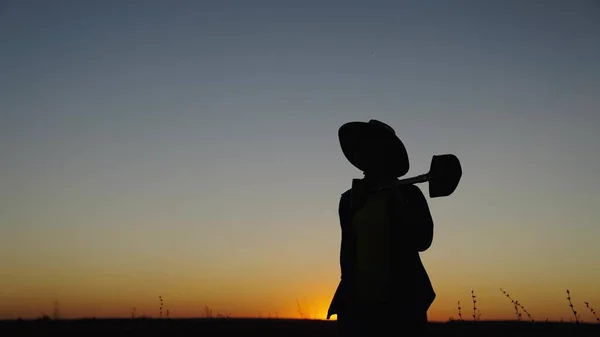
[1,318,598,337]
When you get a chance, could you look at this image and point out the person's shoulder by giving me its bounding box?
[340,189,352,204]
[406,183,425,195]
[394,182,425,200]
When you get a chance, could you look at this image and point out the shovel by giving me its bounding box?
[396,154,462,198]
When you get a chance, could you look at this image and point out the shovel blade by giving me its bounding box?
[428,154,462,198]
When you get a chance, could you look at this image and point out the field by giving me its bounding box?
[1,318,598,337]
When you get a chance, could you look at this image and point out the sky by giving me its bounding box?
[1,0,599,322]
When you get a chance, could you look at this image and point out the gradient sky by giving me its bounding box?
[1,0,599,322]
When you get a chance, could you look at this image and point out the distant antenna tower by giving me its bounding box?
[53,300,60,320]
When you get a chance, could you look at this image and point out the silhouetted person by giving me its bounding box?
[327,120,435,337]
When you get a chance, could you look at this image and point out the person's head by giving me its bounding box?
[353,136,397,180]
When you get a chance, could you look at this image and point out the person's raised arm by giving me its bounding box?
[405,185,434,252]
[391,185,434,252]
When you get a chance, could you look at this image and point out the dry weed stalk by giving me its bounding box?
[471,290,478,322]
[566,289,579,323]
[584,302,599,323]
[204,305,213,318]
[500,288,533,322]
[158,296,164,318]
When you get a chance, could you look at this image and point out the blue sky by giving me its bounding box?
[1,0,599,320]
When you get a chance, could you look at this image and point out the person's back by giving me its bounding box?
[327,120,435,337]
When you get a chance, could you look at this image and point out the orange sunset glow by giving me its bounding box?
[2,0,600,325]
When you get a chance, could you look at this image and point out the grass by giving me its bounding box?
[1,317,599,337]
[3,289,598,336]
[453,288,598,325]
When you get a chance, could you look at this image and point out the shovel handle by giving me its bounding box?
[396,173,430,185]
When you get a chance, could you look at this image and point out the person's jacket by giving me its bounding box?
[327,180,436,319]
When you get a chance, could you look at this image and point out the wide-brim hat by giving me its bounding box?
[338,119,409,177]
